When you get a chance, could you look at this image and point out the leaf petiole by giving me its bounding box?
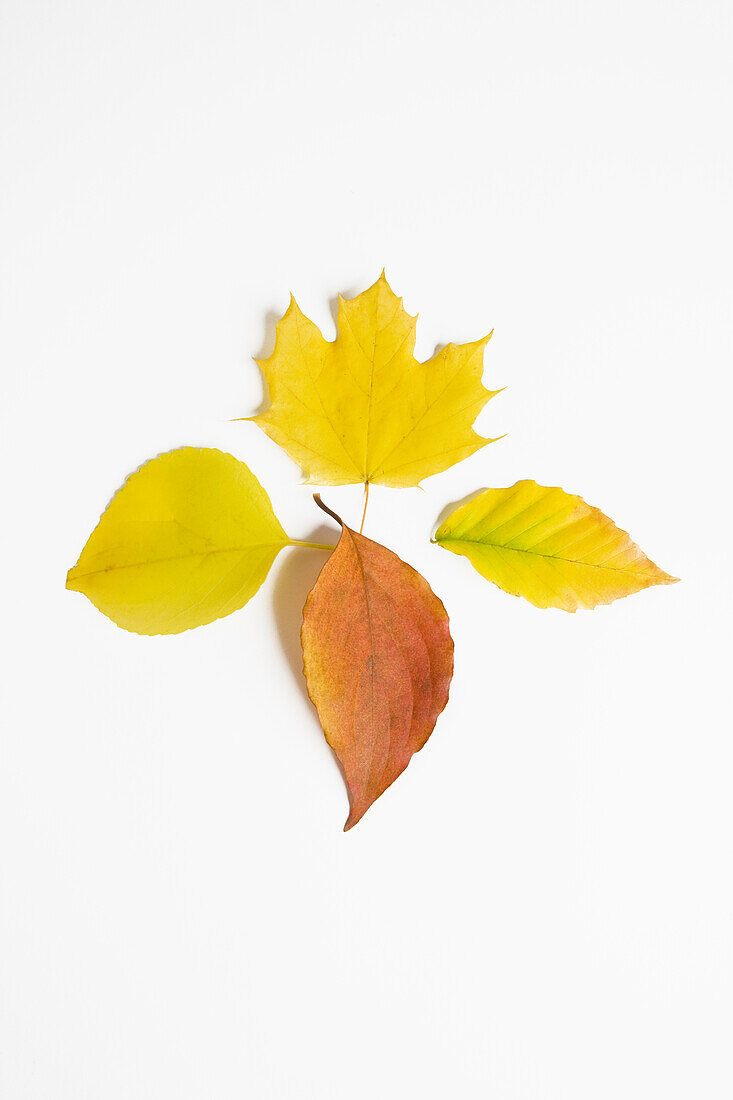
[289,539,336,552]
[359,481,370,534]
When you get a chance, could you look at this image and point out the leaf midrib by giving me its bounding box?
[438,536,654,577]
[67,542,287,581]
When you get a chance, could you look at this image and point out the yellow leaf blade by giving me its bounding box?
[435,481,679,611]
[250,273,500,487]
[66,448,290,634]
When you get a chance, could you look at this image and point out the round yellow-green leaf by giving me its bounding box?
[66,448,290,634]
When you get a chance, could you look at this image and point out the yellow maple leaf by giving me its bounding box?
[435,480,679,611]
[248,272,501,487]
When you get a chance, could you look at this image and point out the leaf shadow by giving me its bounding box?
[328,295,339,329]
[253,309,281,360]
[271,525,347,789]
[247,310,281,416]
[434,488,488,530]
[272,524,333,699]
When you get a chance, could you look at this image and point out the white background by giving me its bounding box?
[1,1,731,1097]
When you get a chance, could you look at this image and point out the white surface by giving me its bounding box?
[1,1,731,1097]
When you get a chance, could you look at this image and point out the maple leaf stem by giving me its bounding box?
[359,481,370,535]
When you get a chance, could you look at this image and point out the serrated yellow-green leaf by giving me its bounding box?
[435,480,678,611]
[249,272,501,487]
[66,448,291,635]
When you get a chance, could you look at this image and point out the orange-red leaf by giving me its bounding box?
[301,500,454,830]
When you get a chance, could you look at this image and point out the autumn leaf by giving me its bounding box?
[66,447,330,635]
[64,268,679,833]
[301,497,454,829]
[248,272,501,487]
[435,480,678,611]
